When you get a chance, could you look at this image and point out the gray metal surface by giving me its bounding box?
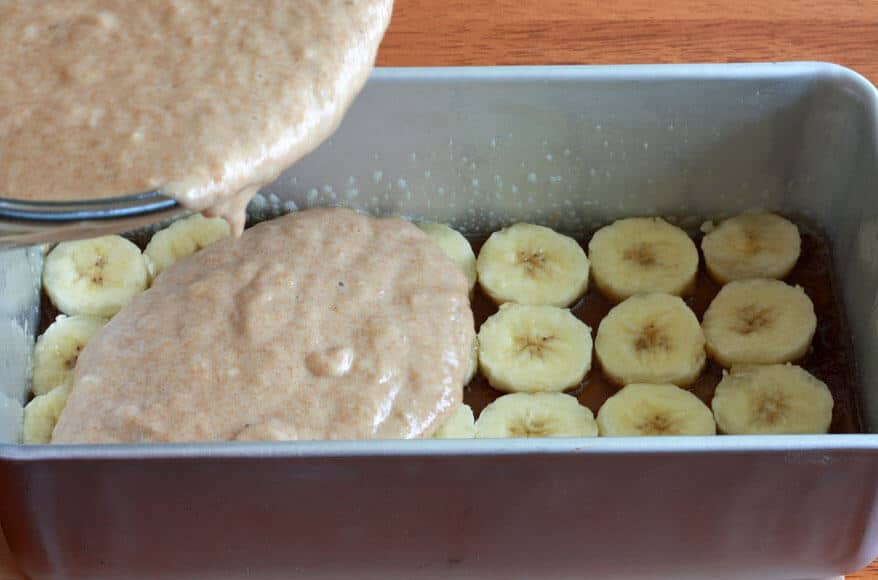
[0,245,42,444]
[1,63,877,579]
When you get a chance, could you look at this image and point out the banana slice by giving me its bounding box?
[596,383,716,436]
[464,336,479,385]
[478,304,592,393]
[595,293,706,386]
[588,217,699,302]
[145,213,231,280]
[433,404,476,438]
[31,315,107,396]
[474,392,598,438]
[417,222,477,293]
[702,279,816,367]
[22,382,72,444]
[701,212,801,284]
[42,235,149,317]
[711,364,833,434]
[476,223,589,307]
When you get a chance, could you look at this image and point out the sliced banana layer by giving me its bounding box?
[595,293,706,386]
[22,382,71,444]
[433,404,476,439]
[417,222,477,293]
[145,213,231,280]
[711,364,833,434]
[474,392,598,438]
[476,223,589,307]
[32,315,107,396]
[43,235,149,318]
[702,279,816,367]
[702,212,801,284]
[588,217,699,302]
[478,304,592,393]
[597,383,716,436]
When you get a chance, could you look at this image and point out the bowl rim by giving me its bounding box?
[0,190,177,222]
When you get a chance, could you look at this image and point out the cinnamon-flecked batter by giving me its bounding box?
[0,0,393,232]
[52,209,475,442]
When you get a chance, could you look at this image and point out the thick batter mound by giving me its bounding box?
[52,208,474,443]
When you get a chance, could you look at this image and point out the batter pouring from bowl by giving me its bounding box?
[0,0,393,233]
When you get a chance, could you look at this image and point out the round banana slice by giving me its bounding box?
[476,223,589,307]
[588,217,699,302]
[474,392,598,438]
[596,383,716,436]
[702,279,816,366]
[595,293,706,386]
[433,404,476,439]
[32,315,107,396]
[711,364,833,434]
[478,304,593,393]
[43,235,149,318]
[417,222,477,293]
[702,212,801,284]
[22,382,72,444]
[145,213,231,281]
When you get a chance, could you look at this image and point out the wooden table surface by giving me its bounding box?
[377,1,878,578]
[2,1,877,578]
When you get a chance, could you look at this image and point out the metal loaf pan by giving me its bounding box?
[1,63,877,579]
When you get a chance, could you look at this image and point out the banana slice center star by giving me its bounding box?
[638,414,674,435]
[752,393,788,426]
[83,254,108,285]
[623,243,658,267]
[516,334,557,358]
[634,322,672,352]
[64,347,83,370]
[734,304,774,335]
[741,228,762,254]
[516,249,549,276]
[510,413,553,437]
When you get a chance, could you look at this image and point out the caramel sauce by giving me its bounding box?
[464,228,865,434]
[37,220,865,434]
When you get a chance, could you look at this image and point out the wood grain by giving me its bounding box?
[378,0,878,84]
[2,1,877,578]
[376,1,878,578]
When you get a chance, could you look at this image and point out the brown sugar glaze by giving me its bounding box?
[464,227,865,434]
[38,219,864,434]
